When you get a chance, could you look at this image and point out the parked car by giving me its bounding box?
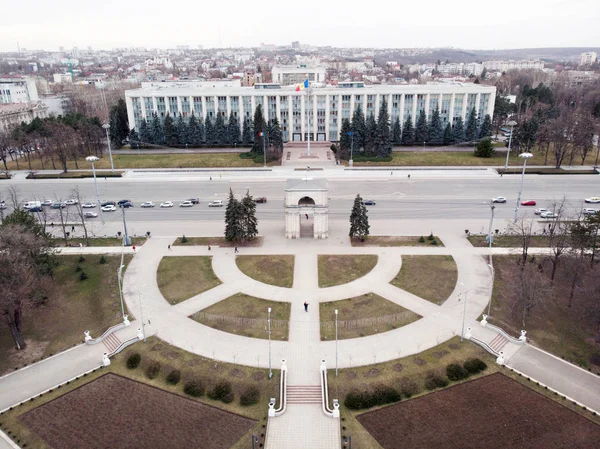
[82,202,97,208]
[84,211,98,218]
[492,197,506,203]
[585,197,600,204]
[101,204,116,212]
[187,198,200,204]
[180,200,194,207]
[117,199,132,206]
[521,200,536,206]
[41,199,53,207]
[65,199,78,205]
[208,200,224,207]
[540,211,557,219]
[0,203,6,210]
[140,201,155,208]
[27,206,43,212]
[534,208,548,215]
[253,197,267,203]
[23,201,42,210]
[160,201,174,208]
[361,200,376,206]
[51,202,66,209]
[583,208,598,215]
[119,201,134,208]
[101,201,116,207]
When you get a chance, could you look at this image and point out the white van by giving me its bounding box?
[23,201,42,210]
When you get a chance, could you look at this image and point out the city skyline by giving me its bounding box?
[2,0,598,52]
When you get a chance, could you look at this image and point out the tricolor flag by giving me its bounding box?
[295,78,309,92]
[258,132,264,137]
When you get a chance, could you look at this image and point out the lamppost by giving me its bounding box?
[347,131,354,167]
[86,155,104,224]
[138,290,146,343]
[335,309,339,377]
[513,152,534,223]
[267,307,272,379]
[102,123,115,171]
[487,200,495,252]
[504,120,517,169]
[261,131,266,167]
[487,263,495,317]
[121,205,132,246]
[117,264,126,319]
[459,282,469,342]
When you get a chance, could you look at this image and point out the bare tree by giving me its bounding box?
[508,218,536,265]
[546,198,570,282]
[507,259,553,328]
[7,185,20,209]
[53,197,71,246]
[70,187,90,246]
[549,110,576,169]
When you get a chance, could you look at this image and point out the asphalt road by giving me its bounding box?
[1,174,599,226]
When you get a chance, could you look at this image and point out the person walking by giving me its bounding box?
[168,244,171,251]
[71,225,75,233]
[304,301,309,312]
[305,213,308,220]
[208,244,211,251]
[132,245,136,251]
[408,174,411,179]
[234,246,239,253]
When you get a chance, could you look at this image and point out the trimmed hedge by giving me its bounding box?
[344,385,401,410]
[464,358,487,374]
[209,381,234,403]
[145,361,161,379]
[166,369,181,385]
[240,386,260,406]
[446,363,469,381]
[126,353,141,369]
[424,373,449,391]
[399,377,421,398]
[183,380,205,397]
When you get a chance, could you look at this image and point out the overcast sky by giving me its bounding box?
[1,0,598,52]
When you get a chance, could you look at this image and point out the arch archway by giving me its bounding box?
[284,179,329,239]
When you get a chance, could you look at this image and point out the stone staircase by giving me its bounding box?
[102,333,122,353]
[489,334,509,354]
[286,385,322,405]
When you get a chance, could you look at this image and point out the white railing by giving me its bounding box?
[485,322,525,345]
[320,360,340,418]
[85,319,128,345]
[106,335,140,357]
[470,336,500,356]
[268,360,287,417]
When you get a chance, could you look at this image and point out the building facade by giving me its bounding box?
[0,77,39,104]
[0,102,48,133]
[580,52,598,66]
[125,81,496,142]
[271,66,327,86]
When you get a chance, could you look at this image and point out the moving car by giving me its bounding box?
[51,202,66,209]
[0,203,6,210]
[41,200,52,207]
[534,208,548,215]
[65,199,78,205]
[583,208,598,215]
[540,211,557,219]
[117,199,132,206]
[521,200,536,206]
[82,202,96,208]
[119,201,134,208]
[27,206,42,212]
[141,201,155,208]
[23,201,42,210]
[186,198,200,204]
[84,211,98,218]
[208,200,224,207]
[585,197,600,204]
[253,197,267,204]
[101,204,116,212]
[101,201,116,207]
[361,200,376,206]
[492,197,506,203]
[160,201,174,208]
[179,200,194,207]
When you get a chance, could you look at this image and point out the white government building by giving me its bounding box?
[125,81,496,142]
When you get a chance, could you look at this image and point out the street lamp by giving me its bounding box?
[117,264,126,319]
[138,288,147,343]
[487,263,495,317]
[513,152,534,223]
[504,120,517,169]
[102,123,115,172]
[268,307,272,379]
[335,309,339,377]
[347,131,354,167]
[86,155,104,225]
[459,282,469,342]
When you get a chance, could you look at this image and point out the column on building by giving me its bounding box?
[424,93,430,118]
[201,96,207,120]
[325,94,330,141]
[300,94,306,140]
[288,96,293,141]
[461,93,468,121]
[449,93,455,125]
[177,96,182,116]
[411,93,418,124]
[312,92,317,141]
[475,93,482,122]
[399,94,405,125]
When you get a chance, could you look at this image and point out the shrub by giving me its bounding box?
[79,271,88,281]
[463,358,488,374]
[222,391,235,403]
[371,385,401,405]
[209,381,233,402]
[184,380,205,397]
[430,239,438,246]
[418,236,425,243]
[78,256,85,263]
[239,152,256,159]
[145,361,161,379]
[99,255,107,264]
[427,233,434,241]
[344,390,370,410]
[424,373,449,390]
[75,264,82,272]
[399,377,420,398]
[446,363,469,381]
[126,353,141,369]
[240,386,260,406]
[166,369,181,385]
[474,138,494,158]
[181,235,188,244]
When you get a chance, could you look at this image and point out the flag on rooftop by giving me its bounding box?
[295,78,309,92]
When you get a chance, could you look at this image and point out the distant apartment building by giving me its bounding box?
[0,102,48,132]
[241,72,262,87]
[271,66,327,86]
[291,41,300,49]
[580,52,598,66]
[0,77,39,104]
[482,60,544,72]
[125,81,495,143]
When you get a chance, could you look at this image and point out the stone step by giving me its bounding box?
[489,334,509,353]
[103,332,122,353]
[287,385,322,404]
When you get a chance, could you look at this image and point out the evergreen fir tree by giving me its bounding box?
[228,113,241,144]
[176,114,189,146]
[163,114,177,146]
[401,115,415,145]
[479,114,492,138]
[392,116,402,145]
[414,110,429,145]
[349,194,370,240]
[241,190,258,241]
[452,117,466,142]
[139,119,151,144]
[224,188,244,242]
[150,113,163,145]
[428,109,443,145]
[269,118,284,155]
[339,118,352,159]
[215,113,226,144]
[205,114,216,145]
[443,123,453,145]
[252,105,266,153]
[188,113,202,146]
[198,117,206,143]
[351,105,366,151]
[365,114,377,156]
[108,98,130,147]
[375,98,392,157]
[242,116,252,145]
[465,108,478,141]
[129,129,140,147]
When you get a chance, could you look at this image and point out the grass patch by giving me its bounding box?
[26,171,124,179]
[174,236,263,247]
[191,293,291,340]
[391,256,457,305]
[318,255,378,288]
[319,293,421,340]
[53,237,147,247]
[157,256,221,305]
[235,255,294,288]
[498,167,598,175]
[0,336,278,449]
[351,236,444,247]
[0,255,132,374]
[468,235,550,248]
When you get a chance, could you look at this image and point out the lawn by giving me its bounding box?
[235,255,294,288]
[174,236,263,247]
[191,293,291,340]
[26,171,124,179]
[53,237,147,247]
[156,256,221,305]
[0,254,132,374]
[468,234,550,248]
[390,255,457,305]
[351,235,444,247]
[318,255,378,288]
[319,293,420,340]
[2,336,278,449]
